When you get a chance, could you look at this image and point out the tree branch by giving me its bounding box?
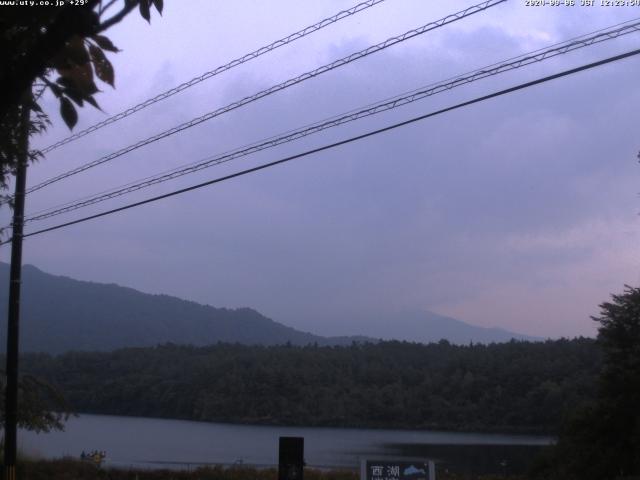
[97,1,139,33]
[0,0,109,119]
[99,0,118,17]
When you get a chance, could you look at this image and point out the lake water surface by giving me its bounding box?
[19,414,552,471]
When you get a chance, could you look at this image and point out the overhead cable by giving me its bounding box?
[39,0,389,154]
[7,46,639,244]
[22,0,507,197]
[22,18,640,223]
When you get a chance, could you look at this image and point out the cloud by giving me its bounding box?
[439,217,640,337]
[5,1,640,339]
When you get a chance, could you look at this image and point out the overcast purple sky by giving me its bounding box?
[2,0,639,338]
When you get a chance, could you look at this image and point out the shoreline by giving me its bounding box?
[57,411,558,438]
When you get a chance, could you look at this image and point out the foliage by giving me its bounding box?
[18,459,358,480]
[15,459,525,480]
[536,286,640,480]
[0,103,48,213]
[21,338,600,433]
[0,0,163,191]
[0,369,72,433]
[0,0,163,433]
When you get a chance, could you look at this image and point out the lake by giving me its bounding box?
[18,414,553,473]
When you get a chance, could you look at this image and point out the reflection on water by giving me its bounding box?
[19,414,553,473]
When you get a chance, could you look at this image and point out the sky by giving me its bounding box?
[2,0,640,339]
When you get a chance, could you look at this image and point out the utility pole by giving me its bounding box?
[4,101,30,480]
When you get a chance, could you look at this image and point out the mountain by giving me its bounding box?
[0,263,539,354]
[330,310,540,344]
[0,263,365,354]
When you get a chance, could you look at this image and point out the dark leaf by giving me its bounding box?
[56,76,74,88]
[59,63,98,95]
[89,44,115,87]
[60,97,78,130]
[62,87,84,107]
[29,100,43,114]
[139,0,151,22]
[85,95,102,111]
[92,35,119,53]
[49,83,63,98]
[64,36,90,65]
[49,50,72,70]
[152,0,163,14]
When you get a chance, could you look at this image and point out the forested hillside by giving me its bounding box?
[0,263,367,353]
[0,263,535,353]
[21,338,599,433]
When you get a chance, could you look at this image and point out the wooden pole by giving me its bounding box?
[4,101,30,480]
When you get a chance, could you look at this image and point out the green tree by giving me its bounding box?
[0,0,164,433]
[546,286,640,480]
[0,0,164,192]
[591,285,640,476]
[0,371,71,433]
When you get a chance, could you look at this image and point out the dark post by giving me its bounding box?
[278,437,304,480]
[4,102,30,480]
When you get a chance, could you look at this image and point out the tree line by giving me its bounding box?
[19,337,600,433]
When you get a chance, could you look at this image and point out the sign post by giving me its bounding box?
[279,437,304,480]
[361,458,436,480]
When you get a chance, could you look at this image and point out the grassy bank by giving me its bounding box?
[13,459,528,480]
[17,460,353,480]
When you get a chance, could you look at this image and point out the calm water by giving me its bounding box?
[19,414,553,471]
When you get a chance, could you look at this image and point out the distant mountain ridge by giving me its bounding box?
[0,263,364,354]
[335,310,541,344]
[0,263,538,354]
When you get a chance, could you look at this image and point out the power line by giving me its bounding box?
[22,18,640,224]
[39,0,388,154]
[21,0,506,198]
[7,47,639,244]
